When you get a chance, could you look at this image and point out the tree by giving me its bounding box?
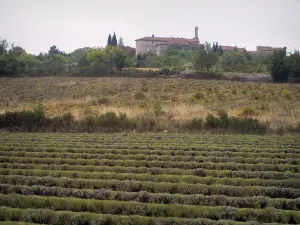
[107,34,112,46]
[163,55,182,67]
[112,32,117,47]
[0,38,9,55]
[270,48,289,82]
[212,42,216,52]
[286,50,300,82]
[118,37,124,48]
[8,45,26,57]
[136,53,147,67]
[145,55,163,68]
[218,51,249,72]
[48,45,60,54]
[113,47,130,72]
[88,46,131,74]
[165,45,183,57]
[193,42,218,72]
[40,54,67,76]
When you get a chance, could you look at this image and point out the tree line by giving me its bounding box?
[0,35,299,82]
[0,33,135,77]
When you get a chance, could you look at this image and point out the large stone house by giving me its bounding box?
[135,27,200,56]
[135,26,283,57]
[249,46,284,56]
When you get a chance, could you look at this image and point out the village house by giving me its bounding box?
[135,27,200,56]
[135,27,283,57]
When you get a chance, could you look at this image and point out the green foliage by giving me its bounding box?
[271,48,289,82]
[118,37,125,48]
[107,34,112,47]
[153,99,163,117]
[218,51,249,72]
[158,67,171,75]
[111,32,118,47]
[193,42,218,72]
[0,194,300,223]
[287,50,300,82]
[187,110,267,134]
[162,45,195,68]
[88,47,131,74]
[0,109,135,132]
[145,55,163,68]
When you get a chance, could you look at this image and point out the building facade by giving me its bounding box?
[135,27,200,56]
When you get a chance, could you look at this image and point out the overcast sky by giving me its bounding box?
[1,0,299,54]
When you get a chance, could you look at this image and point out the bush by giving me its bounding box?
[240,107,257,117]
[188,110,268,134]
[153,100,163,117]
[0,110,135,133]
[186,118,203,130]
[134,91,146,100]
[193,92,205,100]
[158,68,171,75]
[0,104,50,131]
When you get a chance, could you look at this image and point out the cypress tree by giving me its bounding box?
[112,32,118,46]
[107,34,112,46]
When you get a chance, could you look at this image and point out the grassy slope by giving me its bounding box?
[0,77,299,130]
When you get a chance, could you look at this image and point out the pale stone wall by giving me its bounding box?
[156,44,168,56]
[136,40,166,56]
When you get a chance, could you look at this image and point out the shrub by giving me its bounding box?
[193,92,205,100]
[134,91,146,100]
[188,110,267,134]
[96,97,110,105]
[154,100,163,117]
[186,118,203,130]
[240,107,256,117]
[158,68,171,75]
[0,107,50,132]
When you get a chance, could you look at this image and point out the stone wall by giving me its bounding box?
[136,40,166,56]
[157,44,168,56]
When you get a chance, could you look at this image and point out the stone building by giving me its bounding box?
[220,45,283,56]
[135,27,200,56]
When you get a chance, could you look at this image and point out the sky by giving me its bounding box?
[1,0,300,55]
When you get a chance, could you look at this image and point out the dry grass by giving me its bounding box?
[135,68,160,71]
[1,76,300,129]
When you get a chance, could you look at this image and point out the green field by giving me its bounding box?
[0,133,300,224]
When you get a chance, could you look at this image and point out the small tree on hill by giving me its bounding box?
[270,48,289,82]
[107,34,112,46]
[287,50,300,82]
[118,37,125,48]
[112,32,118,47]
[193,42,218,72]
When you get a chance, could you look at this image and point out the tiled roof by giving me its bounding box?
[221,45,246,52]
[257,46,284,52]
[136,37,199,46]
[247,51,257,55]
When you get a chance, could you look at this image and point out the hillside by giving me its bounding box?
[0,76,299,131]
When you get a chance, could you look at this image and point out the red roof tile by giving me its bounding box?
[136,37,199,46]
[247,51,257,55]
[221,45,246,52]
[257,46,284,52]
